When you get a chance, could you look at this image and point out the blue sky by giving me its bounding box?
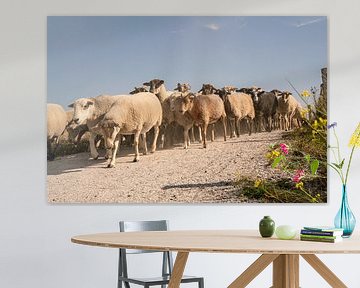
[47,16,327,107]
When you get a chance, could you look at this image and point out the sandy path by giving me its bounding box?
[47,131,285,203]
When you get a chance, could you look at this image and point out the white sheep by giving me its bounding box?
[97,92,162,168]
[218,88,255,137]
[68,94,122,159]
[47,103,69,160]
[277,91,301,131]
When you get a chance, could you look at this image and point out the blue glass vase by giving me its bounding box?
[334,185,356,237]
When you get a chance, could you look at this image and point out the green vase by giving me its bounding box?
[259,216,275,237]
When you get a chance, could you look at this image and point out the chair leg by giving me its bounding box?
[199,278,204,288]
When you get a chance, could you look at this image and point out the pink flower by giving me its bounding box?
[279,143,289,155]
[292,169,305,183]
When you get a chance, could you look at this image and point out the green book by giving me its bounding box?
[300,234,340,240]
[300,236,342,243]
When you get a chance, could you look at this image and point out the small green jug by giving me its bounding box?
[259,216,275,237]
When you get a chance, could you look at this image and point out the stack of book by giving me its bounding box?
[300,226,344,243]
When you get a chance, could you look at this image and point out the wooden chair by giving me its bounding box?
[118,220,204,288]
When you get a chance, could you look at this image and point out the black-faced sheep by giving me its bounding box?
[172,93,227,148]
[96,92,162,167]
[237,87,264,132]
[129,86,149,95]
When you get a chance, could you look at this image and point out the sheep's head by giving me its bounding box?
[98,119,120,149]
[198,83,217,95]
[68,98,95,125]
[278,91,292,104]
[173,93,195,114]
[129,86,148,95]
[174,83,191,93]
[271,89,283,97]
[143,79,164,94]
[239,87,264,105]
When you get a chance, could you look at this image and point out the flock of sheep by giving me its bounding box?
[47,79,304,167]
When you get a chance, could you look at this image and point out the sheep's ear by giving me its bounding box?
[68,103,74,108]
[156,80,164,88]
[188,93,195,100]
[86,100,94,107]
[143,82,150,86]
[198,88,203,93]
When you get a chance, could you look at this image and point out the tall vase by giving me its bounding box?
[334,185,356,237]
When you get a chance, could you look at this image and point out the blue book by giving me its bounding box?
[302,226,343,236]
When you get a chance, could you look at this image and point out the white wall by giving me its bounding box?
[1,0,360,287]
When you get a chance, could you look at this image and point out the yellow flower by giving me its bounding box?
[300,108,308,118]
[266,150,280,160]
[312,120,319,130]
[295,181,304,189]
[319,117,327,126]
[254,179,262,188]
[301,90,311,97]
[349,123,360,148]
[273,151,280,157]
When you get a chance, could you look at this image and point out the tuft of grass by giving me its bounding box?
[234,176,325,203]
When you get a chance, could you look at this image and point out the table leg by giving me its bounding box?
[272,254,299,288]
[301,254,347,288]
[168,251,189,288]
[228,254,279,288]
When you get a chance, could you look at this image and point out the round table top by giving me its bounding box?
[71,230,360,254]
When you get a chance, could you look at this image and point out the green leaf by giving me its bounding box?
[304,154,311,164]
[272,156,282,168]
[339,159,345,169]
[310,160,319,175]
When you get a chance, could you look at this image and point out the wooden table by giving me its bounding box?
[71,230,360,288]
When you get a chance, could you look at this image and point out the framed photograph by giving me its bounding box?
[47,16,327,203]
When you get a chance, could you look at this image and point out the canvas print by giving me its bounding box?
[47,16,327,203]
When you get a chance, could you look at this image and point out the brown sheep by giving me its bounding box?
[172,93,227,148]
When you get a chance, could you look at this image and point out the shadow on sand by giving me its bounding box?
[162,180,233,190]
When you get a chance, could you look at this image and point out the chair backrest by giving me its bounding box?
[118,220,174,282]
[119,220,169,254]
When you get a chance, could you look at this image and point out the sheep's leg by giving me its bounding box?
[234,117,240,137]
[190,126,195,143]
[108,136,120,168]
[247,118,252,136]
[284,115,289,131]
[141,133,148,155]
[198,126,202,143]
[222,116,227,141]
[151,125,160,153]
[211,124,215,141]
[133,131,141,162]
[183,128,189,149]
[89,132,99,159]
[202,123,208,148]
[228,118,234,138]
